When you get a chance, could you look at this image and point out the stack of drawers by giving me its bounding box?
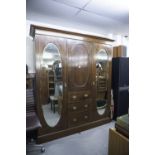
[68,91,91,127]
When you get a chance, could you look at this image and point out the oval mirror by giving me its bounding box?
[41,43,63,127]
[96,49,108,115]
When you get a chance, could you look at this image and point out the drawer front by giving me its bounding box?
[68,111,90,127]
[68,101,90,112]
[68,91,91,102]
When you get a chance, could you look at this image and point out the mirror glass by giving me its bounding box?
[96,49,108,115]
[41,43,63,127]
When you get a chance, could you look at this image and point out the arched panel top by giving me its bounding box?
[42,43,61,68]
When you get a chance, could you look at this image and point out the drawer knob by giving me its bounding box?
[84,104,88,108]
[64,82,67,88]
[84,115,88,119]
[73,106,77,110]
[73,118,77,122]
[72,95,77,99]
[92,81,95,86]
[84,94,88,98]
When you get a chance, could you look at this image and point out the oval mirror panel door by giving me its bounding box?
[41,43,63,127]
[96,49,108,115]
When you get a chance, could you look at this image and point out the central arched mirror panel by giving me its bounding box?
[96,49,108,115]
[41,43,63,127]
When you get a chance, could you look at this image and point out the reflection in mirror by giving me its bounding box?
[96,49,108,115]
[41,43,63,127]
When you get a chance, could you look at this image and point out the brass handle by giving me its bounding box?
[73,118,77,122]
[92,81,95,86]
[64,82,67,88]
[73,106,77,110]
[84,94,88,98]
[84,104,88,108]
[84,115,88,119]
[72,95,77,99]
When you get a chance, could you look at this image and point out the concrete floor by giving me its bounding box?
[27,121,115,155]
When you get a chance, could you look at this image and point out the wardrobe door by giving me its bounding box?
[67,39,93,91]
[67,39,93,127]
[35,34,67,136]
[92,43,112,120]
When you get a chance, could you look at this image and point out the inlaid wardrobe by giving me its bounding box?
[30,25,114,143]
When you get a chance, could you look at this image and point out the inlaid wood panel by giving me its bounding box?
[67,39,93,91]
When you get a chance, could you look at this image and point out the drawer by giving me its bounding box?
[68,111,90,127]
[68,101,90,112]
[68,91,91,102]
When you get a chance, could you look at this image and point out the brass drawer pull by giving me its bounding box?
[92,81,95,86]
[73,106,77,110]
[72,95,77,99]
[84,94,88,98]
[64,82,67,88]
[84,104,88,108]
[84,115,88,119]
[73,118,77,122]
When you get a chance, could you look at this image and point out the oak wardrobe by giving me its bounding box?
[30,25,113,143]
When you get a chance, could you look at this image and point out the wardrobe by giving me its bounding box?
[30,25,113,143]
